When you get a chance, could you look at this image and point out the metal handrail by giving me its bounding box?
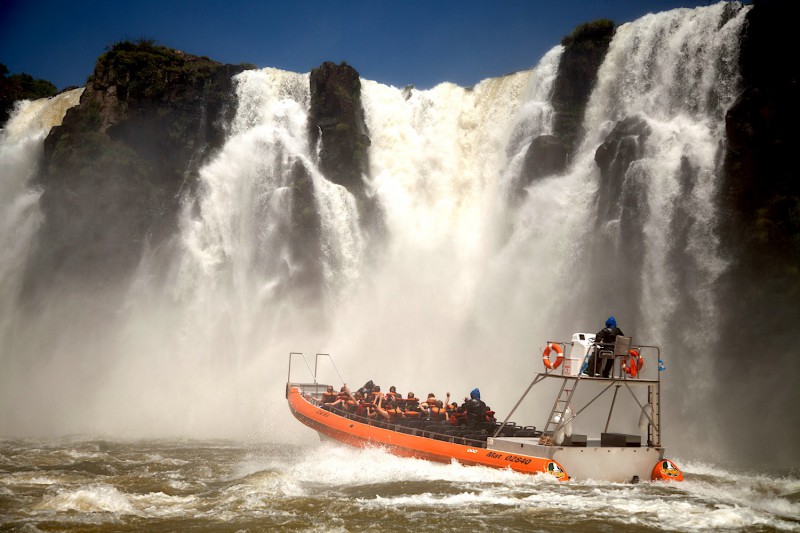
[314,353,345,386]
[288,352,315,384]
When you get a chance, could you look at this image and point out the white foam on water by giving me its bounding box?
[679,460,800,522]
[35,483,138,515]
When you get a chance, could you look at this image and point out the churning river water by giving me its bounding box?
[1,438,797,532]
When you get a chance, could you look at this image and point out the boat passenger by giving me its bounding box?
[367,386,385,419]
[446,401,464,425]
[328,385,355,411]
[353,391,369,416]
[403,392,422,417]
[420,393,437,418]
[464,388,487,430]
[386,385,400,402]
[322,385,338,404]
[585,316,624,378]
[428,392,450,420]
[380,393,404,420]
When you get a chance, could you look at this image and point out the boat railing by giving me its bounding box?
[542,340,663,382]
[298,387,490,449]
[494,340,666,446]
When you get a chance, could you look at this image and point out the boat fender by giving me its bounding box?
[554,425,565,445]
[542,343,564,370]
[651,459,684,481]
[638,403,653,432]
[564,406,574,437]
[622,349,644,377]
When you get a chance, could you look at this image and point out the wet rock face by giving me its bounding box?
[307,62,371,200]
[586,116,651,323]
[720,0,800,304]
[521,135,567,183]
[594,116,652,219]
[28,41,244,295]
[722,0,800,260]
[716,0,800,432]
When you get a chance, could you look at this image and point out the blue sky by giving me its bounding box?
[2,0,722,90]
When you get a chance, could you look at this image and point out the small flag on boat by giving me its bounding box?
[658,356,666,371]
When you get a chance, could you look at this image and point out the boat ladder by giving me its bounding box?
[543,379,578,437]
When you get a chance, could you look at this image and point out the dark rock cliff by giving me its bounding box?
[308,62,371,200]
[551,19,615,160]
[594,116,651,226]
[523,135,567,183]
[717,0,800,462]
[307,61,383,240]
[26,41,244,296]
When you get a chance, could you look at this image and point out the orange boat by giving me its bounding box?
[286,335,684,483]
[287,384,568,479]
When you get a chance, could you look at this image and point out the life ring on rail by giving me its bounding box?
[542,343,564,370]
[622,349,644,377]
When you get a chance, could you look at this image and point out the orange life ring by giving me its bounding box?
[622,349,644,377]
[542,343,564,370]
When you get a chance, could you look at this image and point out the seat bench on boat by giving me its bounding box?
[562,434,587,447]
[600,432,641,447]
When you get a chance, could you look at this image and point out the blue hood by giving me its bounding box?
[470,388,480,400]
[605,316,617,328]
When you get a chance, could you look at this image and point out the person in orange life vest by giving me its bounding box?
[321,385,338,404]
[403,392,422,417]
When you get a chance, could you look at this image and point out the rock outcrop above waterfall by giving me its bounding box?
[308,61,371,200]
[516,20,614,190]
[28,41,245,293]
[550,19,615,159]
[307,61,384,240]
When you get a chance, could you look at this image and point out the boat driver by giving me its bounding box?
[584,316,624,378]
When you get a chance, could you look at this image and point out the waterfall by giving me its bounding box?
[0,90,82,316]
[334,47,563,384]
[0,3,757,461]
[0,90,82,355]
[564,2,750,449]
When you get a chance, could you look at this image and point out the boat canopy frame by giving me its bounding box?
[286,351,345,398]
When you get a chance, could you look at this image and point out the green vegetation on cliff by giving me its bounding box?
[560,19,615,48]
[94,40,223,100]
[0,63,58,126]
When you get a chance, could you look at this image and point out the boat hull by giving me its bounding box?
[489,436,666,483]
[288,386,569,480]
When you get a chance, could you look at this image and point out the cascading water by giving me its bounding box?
[0,2,759,465]
[331,47,564,386]
[0,90,83,337]
[569,3,750,452]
